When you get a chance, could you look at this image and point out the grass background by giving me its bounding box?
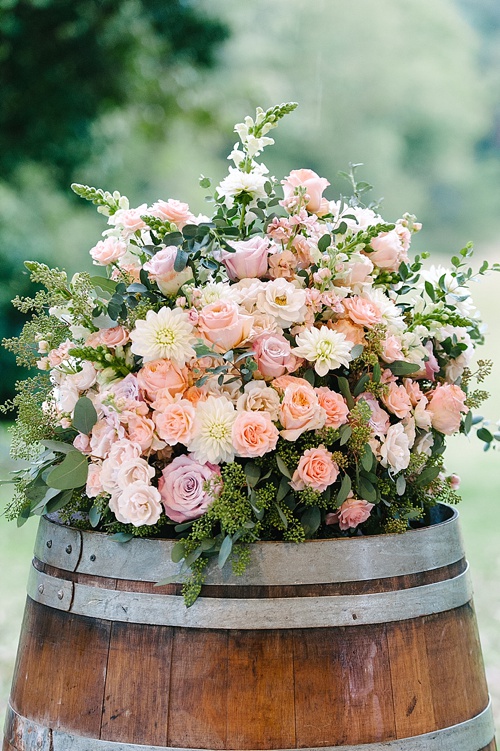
[1,260,499,731]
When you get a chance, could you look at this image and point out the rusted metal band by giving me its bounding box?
[34,505,465,586]
[26,562,473,629]
[4,698,495,750]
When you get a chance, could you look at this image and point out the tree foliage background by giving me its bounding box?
[1,0,499,408]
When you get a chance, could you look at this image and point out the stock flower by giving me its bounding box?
[293,326,353,377]
[187,395,237,464]
[130,307,196,365]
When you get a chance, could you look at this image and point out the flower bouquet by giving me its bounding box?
[3,102,498,605]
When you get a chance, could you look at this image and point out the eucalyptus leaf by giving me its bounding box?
[110,532,134,543]
[337,473,352,504]
[387,361,420,376]
[353,373,370,397]
[218,535,233,569]
[336,376,354,409]
[17,505,31,527]
[276,455,292,479]
[89,505,101,528]
[171,541,186,563]
[274,503,289,529]
[41,439,77,454]
[90,276,118,294]
[174,248,189,272]
[154,575,180,587]
[350,344,364,359]
[339,425,352,446]
[245,462,261,488]
[276,475,291,503]
[44,489,73,514]
[73,396,98,435]
[358,476,377,503]
[414,466,441,487]
[301,506,321,537]
[477,427,494,443]
[361,444,374,472]
[303,368,315,387]
[46,450,89,490]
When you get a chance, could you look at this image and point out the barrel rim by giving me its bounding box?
[34,503,465,586]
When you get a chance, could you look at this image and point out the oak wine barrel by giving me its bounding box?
[3,504,497,751]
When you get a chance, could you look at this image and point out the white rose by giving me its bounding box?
[101,440,143,493]
[54,378,80,414]
[379,423,410,473]
[115,458,156,490]
[109,482,162,527]
[413,432,434,457]
[236,381,281,421]
[256,279,307,329]
[69,361,97,392]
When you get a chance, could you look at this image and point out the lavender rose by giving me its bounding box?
[158,454,221,523]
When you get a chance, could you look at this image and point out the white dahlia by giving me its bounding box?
[130,307,195,365]
[187,395,237,464]
[293,326,353,377]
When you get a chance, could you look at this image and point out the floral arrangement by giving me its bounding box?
[3,103,498,604]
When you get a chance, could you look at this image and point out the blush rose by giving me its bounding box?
[158,454,221,523]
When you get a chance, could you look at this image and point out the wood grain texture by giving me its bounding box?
[167,629,228,749]
[387,618,436,738]
[293,624,396,746]
[425,603,489,728]
[101,622,173,746]
[226,630,296,750]
[10,598,111,736]
[479,740,497,750]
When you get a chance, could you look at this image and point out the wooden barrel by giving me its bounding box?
[3,505,496,751]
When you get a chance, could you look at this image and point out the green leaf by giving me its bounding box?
[162,231,184,246]
[373,361,381,383]
[171,541,186,563]
[358,476,377,503]
[353,373,370,397]
[276,455,292,479]
[425,281,436,301]
[350,344,364,360]
[276,475,291,503]
[318,234,331,253]
[44,489,73,514]
[218,535,233,569]
[387,361,420,376]
[477,427,494,443]
[303,368,315,387]
[199,176,211,189]
[361,444,374,472]
[245,462,261,488]
[154,575,180,587]
[174,521,194,533]
[41,440,77,454]
[337,473,352,504]
[46,450,89,490]
[336,376,354,409]
[182,224,199,239]
[274,503,289,529]
[339,425,352,446]
[17,505,32,527]
[463,410,473,436]
[174,248,189,272]
[90,276,118,294]
[110,532,134,543]
[89,505,101,528]
[414,466,441,487]
[73,396,98,435]
[301,506,321,537]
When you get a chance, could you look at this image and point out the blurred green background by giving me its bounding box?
[1,0,500,731]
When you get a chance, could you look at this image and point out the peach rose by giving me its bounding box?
[315,387,349,429]
[123,412,156,451]
[198,300,253,353]
[86,326,130,349]
[149,199,195,229]
[109,482,162,527]
[232,410,279,458]
[282,169,330,213]
[254,333,299,379]
[182,385,209,405]
[236,382,281,421]
[143,246,193,295]
[90,237,127,266]
[220,236,270,281]
[268,250,297,281]
[290,445,339,492]
[137,359,189,402]
[368,229,408,272]
[279,382,326,441]
[327,497,374,531]
[382,382,412,419]
[328,319,366,346]
[271,374,313,394]
[153,400,196,446]
[426,383,468,435]
[343,296,382,328]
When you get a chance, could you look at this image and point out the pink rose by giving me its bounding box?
[368,229,408,272]
[232,410,279,458]
[279,382,326,441]
[89,237,127,266]
[158,454,221,523]
[90,417,124,459]
[282,169,330,213]
[109,482,162,527]
[413,341,440,381]
[153,400,196,446]
[137,359,189,403]
[327,497,374,531]
[291,445,339,492]
[426,383,468,435]
[149,199,195,229]
[86,326,130,349]
[254,333,299,379]
[342,297,382,328]
[220,237,270,281]
[143,246,193,295]
[404,379,424,407]
[381,335,404,364]
[109,206,147,235]
[315,387,349,429]
[198,300,253,353]
[73,433,91,454]
[86,463,103,498]
[329,319,366,346]
[382,382,412,419]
